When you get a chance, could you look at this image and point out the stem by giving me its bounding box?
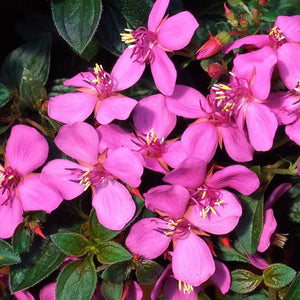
[262,167,298,176]
[269,287,277,300]
[23,118,48,136]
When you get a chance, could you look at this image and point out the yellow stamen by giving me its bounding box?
[210,206,217,215]
[218,84,232,91]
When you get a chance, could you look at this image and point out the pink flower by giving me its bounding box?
[126,184,215,286]
[48,63,138,125]
[0,125,62,238]
[41,122,143,230]
[163,158,259,234]
[117,0,199,95]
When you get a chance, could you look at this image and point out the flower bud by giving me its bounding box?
[208,63,224,79]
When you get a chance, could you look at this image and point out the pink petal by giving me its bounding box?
[148,0,169,32]
[0,195,23,239]
[103,147,143,188]
[232,46,277,100]
[163,157,207,188]
[257,208,277,253]
[277,43,300,90]
[163,277,199,300]
[246,253,269,270]
[143,157,168,174]
[111,48,146,92]
[96,94,137,125]
[39,282,56,300]
[14,290,35,300]
[286,120,300,145]
[127,281,143,300]
[55,122,99,165]
[223,35,270,53]
[63,72,93,88]
[48,92,97,124]
[181,122,218,162]
[6,125,48,176]
[125,218,172,259]
[275,15,300,43]
[158,11,198,50]
[92,179,136,230]
[165,85,207,118]
[187,189,242,235]
[221,125,254,162]
[18,175,63,213]
[144,184,190,218]
[133,94,176,138]
[265,183,292,209]
[172,233,215,286]
[40,159,86,200]
[150,46,177,96]
[206,165,260,195]
[162,141,188,169]
[210,260,231,294]
[246,102,278,151]
[151,264,172,300]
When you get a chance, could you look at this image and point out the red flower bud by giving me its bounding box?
[196,32,222,60]
[208,63,224,79]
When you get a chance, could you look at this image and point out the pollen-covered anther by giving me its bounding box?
[178,280,194,294]
[293,79,300,94]
[273,232,288,248]
[0,165,20,205]
[269,26,287,44]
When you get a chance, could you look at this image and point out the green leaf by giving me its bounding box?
[0,33,51,88]
[89,209,120,242]
[10,238,66,292]
[101,261,131,283]
[263,263,296,289]
[0,83,11,108]
[230,269,262,294]
[0,239,21,267]
[51,233,90,257]
[225,289,269,299]
[136,260,164,285]
[215,240,248,263]
[285,272,300,300]
[12,224,32,255]
[20,68,47,109]
[101,280,123,300]
[96,242,132,264]
[236,192,264,255]
[56,258,97,300]
[51,0,102,54]
[288,183,300,223]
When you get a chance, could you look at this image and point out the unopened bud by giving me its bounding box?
[208,63,224,79]
[259,0,268,5]
[239,15,248,29]
[216,31,231,45]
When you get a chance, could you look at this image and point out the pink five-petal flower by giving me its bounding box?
[41,121,143,230]
[163,158,260,234]
[48,63,138,125]
[126,184,215,287]
[118,0,198,95]
[0,125,62,239]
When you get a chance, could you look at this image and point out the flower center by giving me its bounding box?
[86,63,113,98]
[190,186,224,218]
[65,166,109,190]
[0,166,20,205]
[269,26,287,47]
[121,27,157,63]
[178,280,194,294]
[154,217,191,239]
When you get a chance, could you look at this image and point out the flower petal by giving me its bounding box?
[125,218,172,259]
[148,0,169,32]
[93,179,136,230]
[96,94,137,125]
[150,46,177,96]
[6,125,48,176]
[210,260,231,294]
[158,11,198,50]
[63,72,93,88]
[55,122,99,165]
[246,252,269,270]
[39,282,56,300]
[162,141,188,169]
[111,48,146,92]
[206,165,260,195]
[286,120,300,145]
[265,183,292,209]
[127,281,143,300]
[144,184,190,218]
[18,175,63,213]
[275,15,300,43]
[172,233,215,286]
[48,92,97,124]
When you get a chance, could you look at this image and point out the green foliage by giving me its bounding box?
[285,272,300,300]
[12,224,32,255]
[135,259,164,285]
[0,239,21,267]
[0,83,11,108]
[230,269,263,294]
[96,241,132,264]
[101,280,123,300]
[101,261,131,283]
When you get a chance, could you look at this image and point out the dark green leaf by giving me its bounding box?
[0,239,21,267]
[89,209,120,242]
[20,68,47,109]
[236,192,264,255]
[56,258,97,300]
[225,289,269,299]
[0,33,51,88]
[51,0,102,54]
[0,83,11,108]
[101,261,131,283]
[288,183,300,223]
[51,233,90,257]
[263,263,296,289]
[215,240,248,263]
[12,224,32,255]
[230,269,262,294]
[10,238,66,292]
[101,280,122,300]
[136,260,164,285]
[48,78,76,98]
[96,242,132,264]
[285,272,300,300]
